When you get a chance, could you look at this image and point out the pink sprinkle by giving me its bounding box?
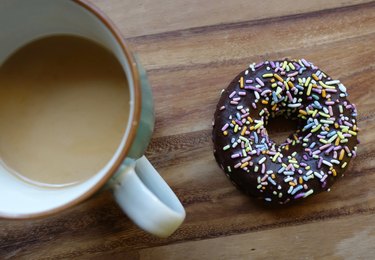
[234,163,241,169]
[239,91,246,96]
[245,79,253,83]
[233,97,241,101]
[313,150,321,155]
[241,113,249,118]
[325,101,334,105]
[252,103,257,109]
[261,164,266,174]
[286,91,293,102]
[287,72,298,77]
[230,101,239,105]
[221,123,229,131]
[220,106,226,111]
[256,77,265,87]
[325,146,334,155]
[229,91,236,98]
[319,144,331,150]
[301,58,311,67]
[318,157,323,168]
[245,86,262,92]
[241,156,252,163]
[231,154,240,159]
[328,106,333,116]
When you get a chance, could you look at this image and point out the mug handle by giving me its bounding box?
[112,156,186,237]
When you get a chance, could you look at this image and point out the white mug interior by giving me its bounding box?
[0,0,136,218]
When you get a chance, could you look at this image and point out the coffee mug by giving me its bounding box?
[0,0,185,238]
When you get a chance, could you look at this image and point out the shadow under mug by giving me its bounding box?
[0,0,185,237]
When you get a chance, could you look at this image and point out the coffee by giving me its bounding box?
[0,35,129,186]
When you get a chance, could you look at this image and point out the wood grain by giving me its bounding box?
[140,213,375,260]
[1,0,374,259]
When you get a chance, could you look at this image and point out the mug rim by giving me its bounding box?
[1,0,143,219]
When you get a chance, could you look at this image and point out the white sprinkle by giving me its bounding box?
[258,157,267,164]
[326,80,340,85]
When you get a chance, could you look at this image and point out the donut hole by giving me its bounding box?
[266,115,300,145]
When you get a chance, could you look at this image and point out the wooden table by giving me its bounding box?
[1,0,375,259]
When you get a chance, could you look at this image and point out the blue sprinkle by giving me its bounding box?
[291,185,303,195]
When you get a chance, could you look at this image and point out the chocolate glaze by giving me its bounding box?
[212,59,359,204]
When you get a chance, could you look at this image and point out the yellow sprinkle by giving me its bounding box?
[353,125,357,131]
[348,130,357,136]
[271,78,276,83]
[289,62,295,70]
[341,162,347,168]
[312,109,318,117]
[271,174,276,179]
[247,117,253,123]
[299,110,307,116]
[305,77,311,87]
[241,162,249,168]
[234,124,239,133]
[272,104,278,111]
[250,126,255,131]
[241,126,247,136]
[312,74,319,81]
[223,131,228,136]
[319,138,328,144]
[274,74,284,82]
[319,81,335,89]
[319,111,330,118]
[263,73,274,78]
[332,168,337,176]
[322,89,326,98]
[305,165,311,170]
[272,152,280,162]
[299,177,303,184]
[311,124,322,133]
[339,149,345,160]
[287,81,294,88]
[337,131,345,140]
[307,84,313,96]
[271,83,278,88]
[262,100,268,105]
[335,137,341,146]
[283,81,289,91]
[289,182,296,187]
[282,61,287,70]
[254,121,264,130]
[334,123,339,129]
[239,77,244,88]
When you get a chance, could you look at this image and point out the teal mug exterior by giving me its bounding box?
[0,0,185,238]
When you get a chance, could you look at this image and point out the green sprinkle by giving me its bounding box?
[304,189,314,198]
[223,145,230,151]
[311,124,322,133]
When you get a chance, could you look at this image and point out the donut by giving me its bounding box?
[212,59,359,204]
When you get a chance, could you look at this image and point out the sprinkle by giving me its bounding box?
[258,157,267,164]
[239,77,244,88]
[341,162,347,168]
[229,91,236,98]
[223,145,230,151]
[326,80,340,85]
[221,123,229,131]
[263,73,273,78]
[255,77,265,86]
[322,160,333,167]
[288,103,302,108]
[274,74,284,82]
